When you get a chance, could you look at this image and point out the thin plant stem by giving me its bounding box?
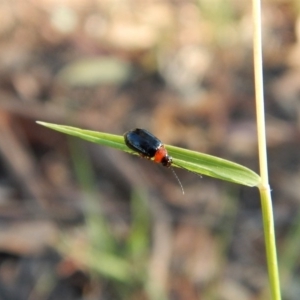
[259,187,281,300]
[252,0,281,299]
[253,0,268,184]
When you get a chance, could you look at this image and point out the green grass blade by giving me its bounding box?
[166,145,260,187]
[37,121,126,151]
[37,121,261,187]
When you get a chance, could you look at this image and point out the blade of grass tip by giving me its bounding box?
[36,121,127,152]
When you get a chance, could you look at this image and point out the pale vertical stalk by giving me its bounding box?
[252,0,281,299]
[253,0,268,185]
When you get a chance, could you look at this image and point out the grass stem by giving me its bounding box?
[252,0,281,298]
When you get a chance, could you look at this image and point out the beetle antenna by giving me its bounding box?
[170,167,185,195]
[173,162,202,178]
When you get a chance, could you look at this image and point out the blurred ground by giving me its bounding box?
[0,0,300,299]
